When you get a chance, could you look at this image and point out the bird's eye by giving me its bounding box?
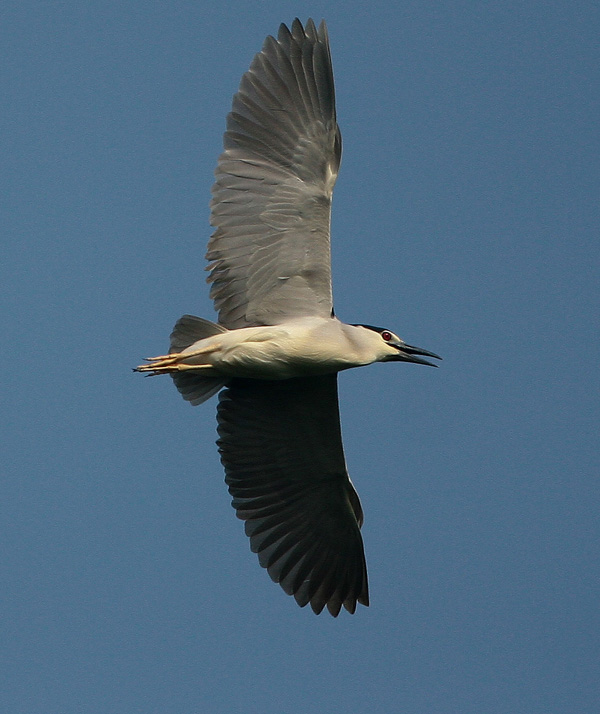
[381,331,392,342]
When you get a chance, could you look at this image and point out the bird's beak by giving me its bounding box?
[394,343,442,367]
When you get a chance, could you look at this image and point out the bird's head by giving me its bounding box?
[353,324,442,366]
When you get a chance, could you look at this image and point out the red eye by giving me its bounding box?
[381,331,392,342]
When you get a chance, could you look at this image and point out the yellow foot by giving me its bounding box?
[134,344,221,375]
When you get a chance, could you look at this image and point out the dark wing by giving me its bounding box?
[207,19,341,328]
[217,374,369,615]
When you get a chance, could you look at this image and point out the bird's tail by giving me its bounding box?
[169,314,229,405]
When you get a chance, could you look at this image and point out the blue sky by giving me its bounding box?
[2,1,599,712]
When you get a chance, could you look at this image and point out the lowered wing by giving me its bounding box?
[217,374,368,615]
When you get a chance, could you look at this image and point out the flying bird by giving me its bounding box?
[136,18,440,616]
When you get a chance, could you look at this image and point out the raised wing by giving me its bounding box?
[217,375,369,616]
[207,19,341,328]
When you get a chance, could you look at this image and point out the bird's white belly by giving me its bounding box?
[184,320,361,379]
[217,336,348,379]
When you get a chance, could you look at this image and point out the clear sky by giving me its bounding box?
[2,1,599,712]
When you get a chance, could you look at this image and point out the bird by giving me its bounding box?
[136,18,440,616]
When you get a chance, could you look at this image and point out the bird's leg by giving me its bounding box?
[134,343,222,374]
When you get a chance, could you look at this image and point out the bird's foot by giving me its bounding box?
[134,344,220,375]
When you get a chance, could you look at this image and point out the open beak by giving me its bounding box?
[395,343,442,367]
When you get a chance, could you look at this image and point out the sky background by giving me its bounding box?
[2,1,599,712]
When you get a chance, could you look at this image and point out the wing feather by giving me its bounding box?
[216,374,369,615]
[207,19,341,328]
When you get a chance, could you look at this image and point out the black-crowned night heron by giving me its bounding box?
[136,18,440,616]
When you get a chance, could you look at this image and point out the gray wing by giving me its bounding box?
[207,18,341,329]
[217,375,369,616]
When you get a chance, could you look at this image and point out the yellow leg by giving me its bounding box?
[134,343,222,374]
[135,363,215,375]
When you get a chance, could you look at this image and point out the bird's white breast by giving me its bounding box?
[182,317,375,379]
